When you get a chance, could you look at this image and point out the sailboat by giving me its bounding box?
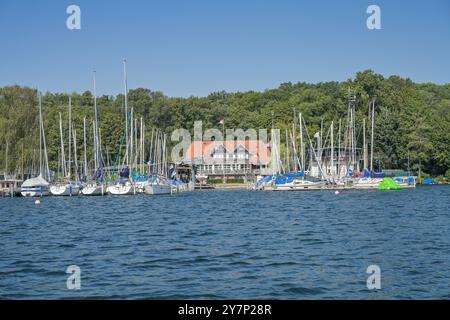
[143,132,172,195]
[353,98,384,190]
[265,111,326,191]
[107,59,137,196]
[50,96,80,196]
[393,144,417,188]
[144,180,172,195]
[82,71,106,196]
[21,92,50,197]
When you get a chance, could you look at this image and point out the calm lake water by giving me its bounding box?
[0,186,449,299]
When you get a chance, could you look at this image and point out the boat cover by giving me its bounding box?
[21,175,49,187]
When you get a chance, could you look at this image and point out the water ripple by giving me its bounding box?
[0,186,449,299]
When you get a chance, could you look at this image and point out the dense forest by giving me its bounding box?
[1,70,449,179]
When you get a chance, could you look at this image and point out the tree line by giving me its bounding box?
[1,70,449,179]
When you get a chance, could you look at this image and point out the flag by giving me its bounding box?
[219,119,224,125]
[314,132,320,138]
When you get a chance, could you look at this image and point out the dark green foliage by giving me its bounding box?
[1,70,449,176]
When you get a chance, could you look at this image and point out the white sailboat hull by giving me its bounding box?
[20,187,50,197]
[107,183,136,195]
[353,178,383,189]
[135,181,148,194]
[50,184,80,196]
[81,184,105,196]
[271,179,325,191]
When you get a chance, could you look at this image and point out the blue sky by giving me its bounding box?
[0,0,449,97]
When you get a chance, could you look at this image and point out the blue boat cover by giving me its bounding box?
[120,166,130,178]
[364,169,386,178]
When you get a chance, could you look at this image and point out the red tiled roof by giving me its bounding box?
[186,140,271,165]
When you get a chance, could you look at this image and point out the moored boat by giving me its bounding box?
[269,175,325,191]
[82,183,106,196]
[21,93,51,197]
[21,175,50,197]
[144,176,171,195]
[107,179,136,195]
[50,182,80,196]
[144,183,171,195]
[393,176,416,188]
[353,177,383,189]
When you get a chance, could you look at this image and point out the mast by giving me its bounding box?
[152,131,157,174]
[93,70,100,172]
[92,120,97,172]
[348,92,357,174]
[38,92,43,177]
[353,98,357,171]
[299,113,304,172]
[140,118,144,174]
[292,108,297,172]
[271,111,275,175]
[302,117,327,180]
[163,134,167,177]
[155,131,160,175]
[148,128,154,175]
[59,112,67,177]
[123,59,129,166]
[370,98,375,172]
[331,121,334,177]
[285,128,289,173]
[350,101,354,171]
[72,128,78,182]
[363,117,367,170]
[83,117,88,178]
[135,118,138,169]
[68,96,72,178]
[157,130,160,175]
[40,93,50,180]
[338,119,341,178]
[130,107,134,172]
[98,126,104,173]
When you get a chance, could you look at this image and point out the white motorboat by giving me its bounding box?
[393,176,416,189]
